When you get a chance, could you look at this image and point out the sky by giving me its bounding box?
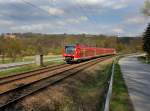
[0,0,150,36]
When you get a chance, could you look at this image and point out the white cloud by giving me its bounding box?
[48,7,65,15]
[0,19,14,26]
[79,16,88,21]
[66,16,88,24]
[125,16,147,25]
[10,23,51,32]
[107,0,129,10]
[112,4,127,10]
[42,6,65,15]
[0,0,147,36]
[76,0,105,5]
[75,0,129,10]
[56,21,66,26]
[112,28,124,33]
[0,0,22,3]
[10,15,88,32]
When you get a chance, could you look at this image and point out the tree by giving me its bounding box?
[143,23,150,57]
[5,38,23,62]
[0,37,7,63]
[142,0,150,16]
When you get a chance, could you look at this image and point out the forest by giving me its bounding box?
[0,33,143,63]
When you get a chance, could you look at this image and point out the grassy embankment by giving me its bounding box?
[0,61,63,78]
[2,57,134,111]
[53,60,113,111]
[138,55,150,64]
[18,59,113,111]
[110,60,134,111]
[0,64,39,78]
[77,62,113,111]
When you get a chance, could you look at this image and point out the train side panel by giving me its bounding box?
[77,47,95,60]
[63,45,116,63]
[74,47,115,61]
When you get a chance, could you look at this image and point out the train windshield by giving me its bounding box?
[65,46,75,54]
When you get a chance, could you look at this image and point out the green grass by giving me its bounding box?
[138,56,150,64]
[110,63,134,111]
[79,64,112,93]
[0,55,62,64]
[52,62,113,111]
[0,61,63,78]
[0,56,35,64]
[77,64,113,111]
[0,64,40,78]
[14,59,113,111]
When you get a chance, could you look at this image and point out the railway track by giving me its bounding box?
[0,63,67,84]
[0,64,67,85]
[0,57,111,111]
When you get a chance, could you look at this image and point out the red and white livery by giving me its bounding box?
[63,44,116,63]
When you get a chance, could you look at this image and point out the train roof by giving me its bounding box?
[65,44,115,50]
[65,45,75,47]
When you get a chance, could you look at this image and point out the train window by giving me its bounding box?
[65,46,75,54]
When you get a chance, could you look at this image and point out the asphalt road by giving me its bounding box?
[119,55,150,111]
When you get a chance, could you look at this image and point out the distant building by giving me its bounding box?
[3,33,17,39]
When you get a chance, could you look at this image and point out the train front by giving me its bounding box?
[63,45,76,63]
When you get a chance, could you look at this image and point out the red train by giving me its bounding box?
[63,44,116,63]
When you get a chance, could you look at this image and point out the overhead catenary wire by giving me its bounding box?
[49,0,91,29]
[22,0,49,14]
[21,0,98,33]
[21,0,62,20]
[74,0,98,26]
[84,4,98,24]
[21,0,84,25]
[22,0,97,26]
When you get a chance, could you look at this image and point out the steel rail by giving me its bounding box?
[0,57,107,95]
[0,63,65,79]
[0,63,69,85]
[0,57,110,110]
